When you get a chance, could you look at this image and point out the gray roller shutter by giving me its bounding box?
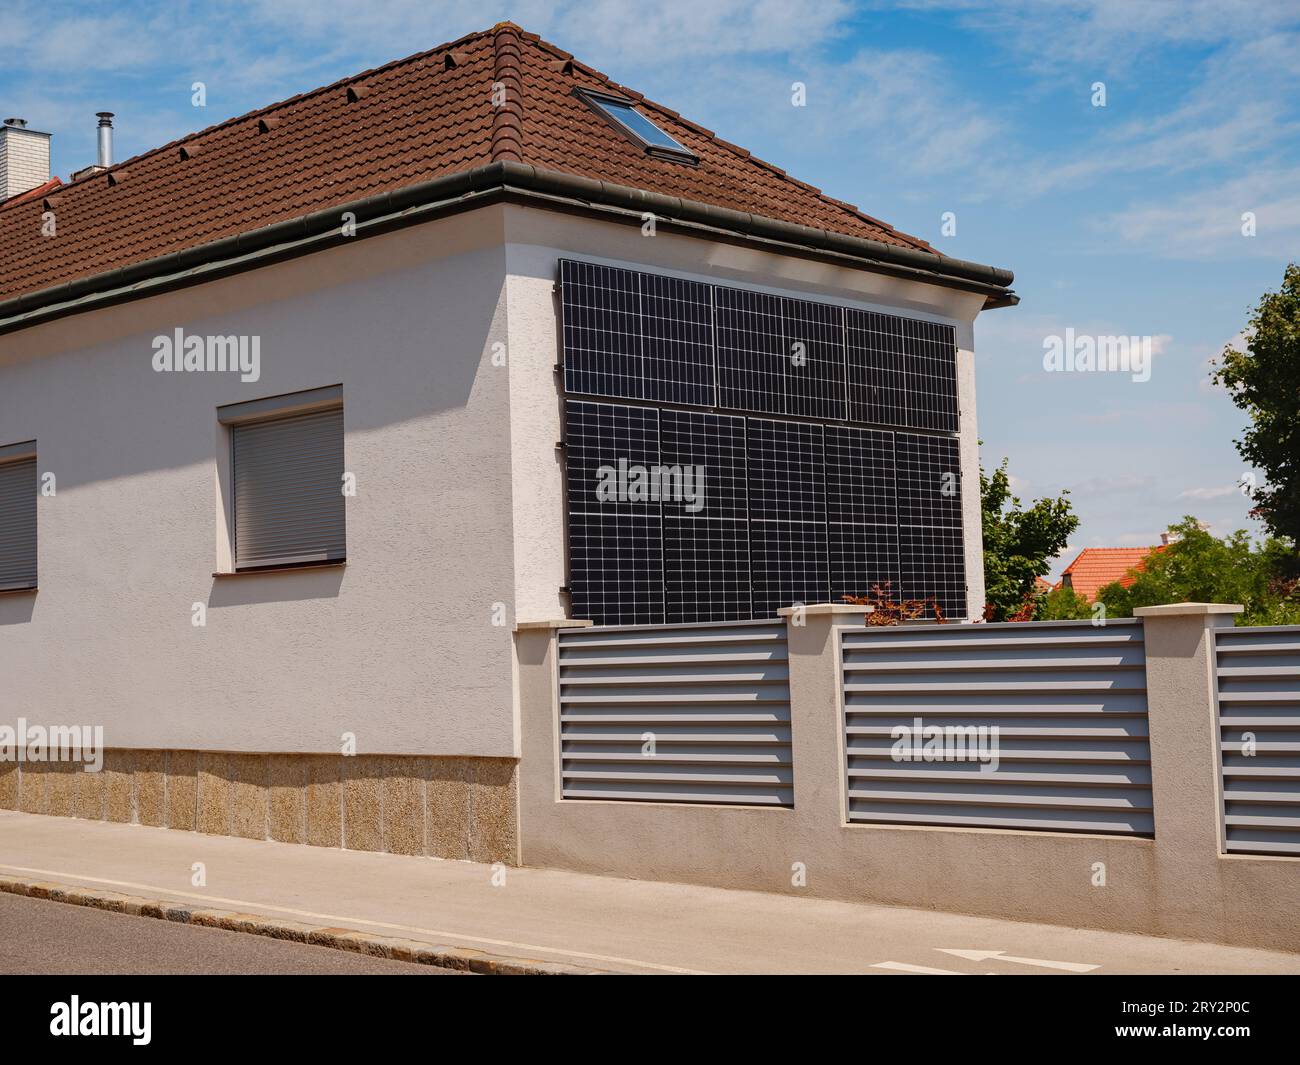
[0,454,37,590]
[841,619,1153,835]
[232,407,345,569]
[558,619,793,806]
[1215,625,1300,855]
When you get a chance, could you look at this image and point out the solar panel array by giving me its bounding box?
[560,259,956,430]
[564,401,967,624]
[559,260,968,625]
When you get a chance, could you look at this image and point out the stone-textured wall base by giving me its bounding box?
[0,751,518,864]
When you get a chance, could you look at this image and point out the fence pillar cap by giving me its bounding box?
[1132,602,1243,617]
[513,618,594,632]
[777,603,874,617]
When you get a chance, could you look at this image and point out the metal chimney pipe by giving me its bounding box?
[96,112,114,167]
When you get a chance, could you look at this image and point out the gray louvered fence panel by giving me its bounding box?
[841,619,1152,835]
[558,619,792,806]
[0,456,37,590]
[1215,625,1300,856]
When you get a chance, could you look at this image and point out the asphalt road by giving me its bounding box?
[0,893,460,975]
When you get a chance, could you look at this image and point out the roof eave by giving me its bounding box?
[0,161,1017,337]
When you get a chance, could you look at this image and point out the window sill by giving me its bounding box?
[0,584,37,596]
[212,561,346,578]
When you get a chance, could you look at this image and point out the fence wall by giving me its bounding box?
[1214,625,1300,856]
[557,620,792,806]
[517,604,1300,952]
[841,620,1152,835]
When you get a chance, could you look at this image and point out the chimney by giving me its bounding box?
[71,112,115,182]
[0,117,52,199]
[97,111,114,167]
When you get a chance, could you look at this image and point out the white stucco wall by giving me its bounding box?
[0,199,1001,764]
[502,205,990,622]
[0,209,520,757]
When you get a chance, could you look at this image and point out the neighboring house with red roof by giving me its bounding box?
[0,24,1015,859]
[1057,546,1162,601]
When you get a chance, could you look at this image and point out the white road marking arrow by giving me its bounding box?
[937,949,1099,973]
[871,961,966,974]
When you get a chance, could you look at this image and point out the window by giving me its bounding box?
[0,440,37,592]
[218,386,345,571]
[576,89,697,163]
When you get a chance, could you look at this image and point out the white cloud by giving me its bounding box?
[1096,168,1300,259]
[1180,484,1240,500]
[233,0,853,67]
[809,49,1004,176]
[892,0,1300,74]
[1067,473,1156,496]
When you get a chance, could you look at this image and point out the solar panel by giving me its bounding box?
[846,308,907,428]
[830,523,900,606]
[560,260,642,401]
[781,297,846,421]
[825,425,899,602]
[564,400,665,624]
[560,260,715,407]
[661,410,750,622]
[846,308,958,431]
[895,432,966,617]
[639,271,715,406]
[746,417,826,522]
[751,520,830,619]
[714,286,787,415]
[897,524,966,619]
[746,418,828,615]
[826,425,897,527]
[901,317,959,432]
[568,509,665,625]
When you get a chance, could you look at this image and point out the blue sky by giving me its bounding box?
[5,0,1297,574]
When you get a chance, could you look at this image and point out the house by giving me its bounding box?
[0,23,1015,860]
[1057,546,1160,601]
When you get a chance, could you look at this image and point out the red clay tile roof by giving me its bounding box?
[0,176,62,213]
[1058,547,1162,601]
[0,22,937,307]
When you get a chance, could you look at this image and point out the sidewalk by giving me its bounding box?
[1,810,1296,975]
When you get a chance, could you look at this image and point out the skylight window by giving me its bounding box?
[577,90,697,163]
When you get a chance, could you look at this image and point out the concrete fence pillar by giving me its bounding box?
[1135,603,1245,940]
[779,604,871,828]
[514,619,589,825]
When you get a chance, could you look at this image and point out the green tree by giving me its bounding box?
[1039,584,1093,621]
[1094,516,1300,625]
[981,458,1079,621]
[1212,263,1300,554]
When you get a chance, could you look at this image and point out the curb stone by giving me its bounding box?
[0,875,610,975]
